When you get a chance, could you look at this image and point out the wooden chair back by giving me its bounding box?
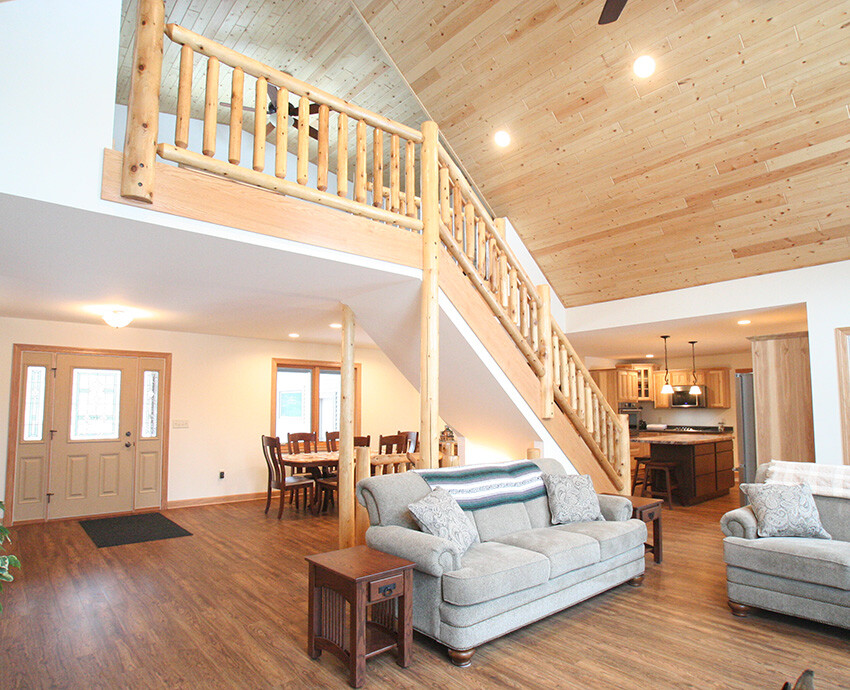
[326,431,340,452]
[287,432,317,454]
[261,435,284,487]
[354,435,371,448]
[397,430,418,453]
[378,433,408,455]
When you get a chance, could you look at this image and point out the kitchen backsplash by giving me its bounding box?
[639,403,731,428]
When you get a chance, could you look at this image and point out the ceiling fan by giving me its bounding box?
[598,0,628,24]
[220,83,320,140]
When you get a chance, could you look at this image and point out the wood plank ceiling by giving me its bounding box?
[118,1,850,308]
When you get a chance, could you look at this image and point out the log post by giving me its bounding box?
[275,87,288,179]
[317,104,329,191]
[537,285,555,419]
[420,121,440,470]
[253,76,267,171]
[526,447,542,460]
[617,414,631,495]
[337,112,348,196]
[297,96,309,185]
[228,67,243,164]
[175,44,193,149]
[405,140,416,218]
[339,305,356,548]
[354,446,371,545]
[202,57,219,157]
[121,0,165,202]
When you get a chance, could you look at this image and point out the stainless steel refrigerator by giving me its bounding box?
[735,372,757,505]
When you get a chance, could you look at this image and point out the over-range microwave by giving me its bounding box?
[671,386,708,408]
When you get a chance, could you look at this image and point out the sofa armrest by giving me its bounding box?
[597,494,633,522]
[365,525,461,576]
[720,505,758,539]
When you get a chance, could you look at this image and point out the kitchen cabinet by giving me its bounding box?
[705,369,731,408]
[619,364,655,401]
[590,368,638,406]
[653,370,671,408]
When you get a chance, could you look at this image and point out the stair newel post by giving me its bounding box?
[354,446,371,545]
[494,218,509,309]
[537,285,555,420]
[617,414,631,495]
[420,121,440,469]
[339,305,356,548]
[121,0,165,202]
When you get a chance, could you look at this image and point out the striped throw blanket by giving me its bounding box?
[764,460,850,500]
[415,460,545,510]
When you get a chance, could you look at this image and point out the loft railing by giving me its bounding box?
[120,0,627,492]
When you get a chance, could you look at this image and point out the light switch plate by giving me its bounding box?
[172,419,189,429]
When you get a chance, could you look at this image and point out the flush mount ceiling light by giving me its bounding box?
[688,341,702,396]
[660,335,674,395]
[288,333,300,338]
[633,55,656,78]
[645,354,654,358]
[329,322,342,329]
[494,130,511,147]
[737,319,751,325]
[87,304,146,329]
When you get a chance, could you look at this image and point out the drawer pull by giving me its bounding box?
[378,583,396,597]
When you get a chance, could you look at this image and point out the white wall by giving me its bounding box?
[0,316,422,503]
[563,261,850,465]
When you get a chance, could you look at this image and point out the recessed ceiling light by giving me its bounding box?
[645,354,654,358]
[288,333,300,338]
[737,319,751,326]
[494,130,511,147]
[329,323,342,329]
[633,55,656,78]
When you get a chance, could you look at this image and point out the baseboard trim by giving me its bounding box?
[167,492,266,510]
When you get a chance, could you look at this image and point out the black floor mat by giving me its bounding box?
[79,512,192,548]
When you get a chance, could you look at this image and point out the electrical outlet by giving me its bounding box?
[219,471,225,479]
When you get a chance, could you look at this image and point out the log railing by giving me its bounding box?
[120,1,628,493]
[155,23,424,232]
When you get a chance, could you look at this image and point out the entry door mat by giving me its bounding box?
[80,513,192,548]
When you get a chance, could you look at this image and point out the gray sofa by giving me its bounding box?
[355,458,647,665]
[720,463,850,629]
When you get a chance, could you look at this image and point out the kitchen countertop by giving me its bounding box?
[634,433,736,445]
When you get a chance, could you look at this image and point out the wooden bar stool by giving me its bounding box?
[641,459,680,509]
[631,456,652,495]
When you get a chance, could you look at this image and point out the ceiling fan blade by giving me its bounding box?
[287,102,322,117]
[266,121,276,138]
[598,0,628,24]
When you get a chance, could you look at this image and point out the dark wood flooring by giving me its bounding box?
[1,491,848,689]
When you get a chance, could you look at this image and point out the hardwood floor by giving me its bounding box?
[1,492,848,689]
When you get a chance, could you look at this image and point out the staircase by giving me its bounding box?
[118,0,629,493]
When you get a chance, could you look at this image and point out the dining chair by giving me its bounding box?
[326,432,371,452]
[287,432,317,454]
[397,430,418,453]
[261,435,314,518]
[378,433,408,454]
[317,434,371,510]
[374,434,415,475]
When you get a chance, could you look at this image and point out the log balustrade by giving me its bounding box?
[120,1,628,498]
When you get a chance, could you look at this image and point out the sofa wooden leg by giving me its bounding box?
[627,574,645,587]
[728,600,752,617]
[448,648,475,667]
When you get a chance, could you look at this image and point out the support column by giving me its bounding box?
[339,305,356,548]
[354,446,371,545]
[618,413,631,496]
[420,121,440,469]
[121,0,165,202]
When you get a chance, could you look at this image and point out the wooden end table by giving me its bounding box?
[627,495,664,564]
[306,546,415,688]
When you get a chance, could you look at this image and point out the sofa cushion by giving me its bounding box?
[741,482,831,539]
[724,536,850,590]
[441,542,550,606]
[554,519,647,560]
[493,527,601,578]
[543,474,604,524]
[408,488,479,556]
[471,502,533,542]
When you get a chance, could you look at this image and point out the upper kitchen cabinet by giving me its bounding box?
[590,368,639,405]
[654,370,671,408]
[705,369,731,408]
[619,364,655,401]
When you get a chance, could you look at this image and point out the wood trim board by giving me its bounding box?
[836,327,850,466]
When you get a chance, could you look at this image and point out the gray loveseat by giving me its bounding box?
[720,463,850,629]
[355,458,647,665]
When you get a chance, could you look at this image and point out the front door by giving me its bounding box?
[11,348,168,522]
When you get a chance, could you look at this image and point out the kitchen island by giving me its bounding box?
[635,433,736,506]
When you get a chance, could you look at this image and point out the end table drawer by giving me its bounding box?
[369,574,404,602]
[639,505,661,522]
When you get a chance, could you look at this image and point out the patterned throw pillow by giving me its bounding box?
[542,474,604,525]
[741,483,832,539]
[408,488,479,555]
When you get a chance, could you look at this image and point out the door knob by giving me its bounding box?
[125,442,132,448]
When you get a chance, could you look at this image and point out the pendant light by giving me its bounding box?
[660,335,674,395]
[688,341,702,396]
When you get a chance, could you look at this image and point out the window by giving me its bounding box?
[70,368,121,440]
[141,370,160,438]
[272,359,360,446]
[22,365,46,441]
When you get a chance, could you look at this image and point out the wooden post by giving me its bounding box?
[275,87,288,179]
[317,104,329,191]
[121,0,165,202]
[253,76,267,172]
[617,414,631,496]
[495,218,508,308]
[202,57,219,157]
[355,120,367,203]
[297,96,309,185]
[228,67,243,164]
[439,167,450,226]
[339,305,356,549]
[405,140,416,218]
[337,112,348,196]
[354,446,371,545]
[526,447,542,460]
[537,285,555,420]
[175,44,193,150]
[373,128,384,208]
[390,134,400,213]
[420,121,440,470]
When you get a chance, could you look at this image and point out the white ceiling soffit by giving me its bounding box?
[566,303,809,361]
[0,193,422,345]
